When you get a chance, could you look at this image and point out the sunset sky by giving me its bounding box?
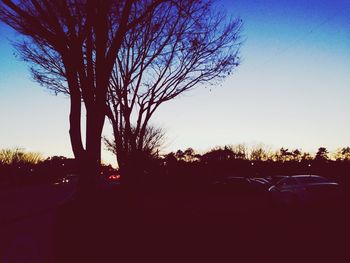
[0,0,350,166]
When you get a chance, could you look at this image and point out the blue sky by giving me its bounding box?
[1,0,350,165]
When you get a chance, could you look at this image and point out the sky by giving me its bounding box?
[0,0,350,166]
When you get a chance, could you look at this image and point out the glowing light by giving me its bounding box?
[108,175,120,180]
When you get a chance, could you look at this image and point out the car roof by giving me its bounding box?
[272,175,325,179]
[292,175,336,181]
[226,176,246,180]
[279,175,338,184]
[292,175,322,178]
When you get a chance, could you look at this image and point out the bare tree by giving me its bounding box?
[0,0,165,195]
[104,125,165,160]
[249,144,271,161]
[231,144,248,160]
[0,148,43,165]
[105,0,242,180]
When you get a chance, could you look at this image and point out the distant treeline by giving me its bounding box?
[0,148,115,186]
[1,146,350,189]
[155,145,350,191]
[164,145,350,163]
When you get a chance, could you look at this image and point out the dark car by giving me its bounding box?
[211,176,251,196]
[248,177,271,186]
[211,176,272,198]
[268,175,342,206]
[54,174,79,185]
[266,175,289,186]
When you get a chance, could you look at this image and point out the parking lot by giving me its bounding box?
[1,175,350,262]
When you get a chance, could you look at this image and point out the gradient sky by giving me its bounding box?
[1,0,350,165]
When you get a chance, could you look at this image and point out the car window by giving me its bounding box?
[297,176,331,184]
[276,177,298,187]
[269,176,287,185]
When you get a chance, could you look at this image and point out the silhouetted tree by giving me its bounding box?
[232,144,248,160]
[183,148,199,162]
[175,150,185,161]
[0,0,168,194]
[249,145,270,161]
[201,146,235,162]
[315,147,329,161]
[164,152,177,164]
[104,0,242,182]
[291,149,302,162]
[104,125,165,161]
[271,147,294,162]
[280,148,292,162]
[301,152,313,162]
[0,148,43,165]
[334,147,350,161]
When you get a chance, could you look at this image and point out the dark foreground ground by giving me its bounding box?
[54,185,350,263]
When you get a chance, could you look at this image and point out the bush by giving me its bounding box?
[0,148,43,165]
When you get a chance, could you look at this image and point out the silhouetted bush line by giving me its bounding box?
[1,146,350,190]
[0,151,116,186]
[0,155,72,186]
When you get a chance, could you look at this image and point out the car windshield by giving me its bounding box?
[275,177,298,187]
[267,177,282,184]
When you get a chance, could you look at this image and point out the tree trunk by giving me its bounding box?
[118,150,147,186]
[67,70,95,199]
[75,105,105,199]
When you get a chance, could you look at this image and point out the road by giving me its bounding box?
[0,183,76,263]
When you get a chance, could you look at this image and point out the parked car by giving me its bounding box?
[96,174,121,190]
[268,175,342,206]
[252,177,270,184]
[54,174,79,185]
[248,177,271,187]
[211,176,273,198]
[108,174,121,185]
[211,177,252,196]
[266,175,289,186]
